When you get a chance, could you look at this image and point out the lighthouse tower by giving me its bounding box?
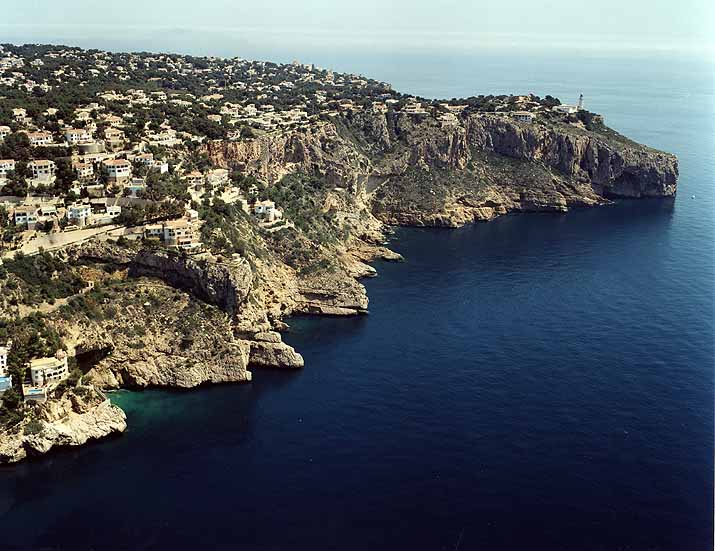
[577,94,584,111]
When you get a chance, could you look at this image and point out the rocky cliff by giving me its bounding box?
[129,249,253,318]
[204,109,677,228]
[0,386,126,464]
[1,104,677,465]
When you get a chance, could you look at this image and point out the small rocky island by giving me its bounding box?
[0,44,677,463]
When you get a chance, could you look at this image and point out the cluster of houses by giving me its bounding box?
[4,197,123,230]
[509,94,585,124]
[0,157,58,188]
[217,102,311,133]
[0,48,49,92]
[0,341,69,403]
[0,121,174,200]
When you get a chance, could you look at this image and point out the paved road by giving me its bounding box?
[1,224,133,259]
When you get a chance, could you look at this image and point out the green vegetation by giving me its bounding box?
[0,313,65,400]
[199,199,258,257]
[3,251,87,305]
[266,172,349,245]
[143,171,189,202]
[23,418,43,435]
[0,388,23,427]
[115,200,185,227]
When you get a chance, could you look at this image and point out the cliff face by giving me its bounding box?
[64,241,305,380]
[204,122,371,191]
[55,280,254,389]
[129,250,253,318]
[462,115,678,197]
[204,110,677,228]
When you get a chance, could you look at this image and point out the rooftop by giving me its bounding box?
[29,356,65,370]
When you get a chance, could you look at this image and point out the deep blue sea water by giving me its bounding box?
[0,50,713,550]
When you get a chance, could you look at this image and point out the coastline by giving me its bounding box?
[0,45,678,465]
[16,193,681,467]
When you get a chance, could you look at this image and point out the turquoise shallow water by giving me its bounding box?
[0,50,713,550]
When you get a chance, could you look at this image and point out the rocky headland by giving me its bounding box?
[0,102,677,464]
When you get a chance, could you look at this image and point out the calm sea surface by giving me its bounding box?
[0,50,713,550]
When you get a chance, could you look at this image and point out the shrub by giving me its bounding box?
[23,418,44,436]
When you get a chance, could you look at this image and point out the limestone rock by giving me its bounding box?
[248,340,304,369]
[130,250,253,318]
[0,386,126,464]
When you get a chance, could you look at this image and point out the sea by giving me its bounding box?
[0,44,713,551]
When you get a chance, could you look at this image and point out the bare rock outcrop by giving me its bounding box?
[364,112,677,226]
[204,122,371,191]
[129,250,253,318]
[248,332,305,369]
[463,114,678,198]
[0,386,126,464]
[204,110,677,230]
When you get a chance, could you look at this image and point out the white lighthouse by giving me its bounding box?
[577,94,584,111]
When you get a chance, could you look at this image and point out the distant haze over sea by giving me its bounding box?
[2,24,713,66]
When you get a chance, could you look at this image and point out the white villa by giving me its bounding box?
[184,171,204,189]
[103,159,132,183]
[206,168,229,186]
[28,159,57,182]
[0,126,11,141]
[14,206,39,229]
[26,131,53,146]
[134,152,154,165]
[23,352,70,402]
[74,162,94,180]
[254,200,283,223]
[512,111,535,123]
[68,203,92,225]
[0,340,12,395]
[29,353,69,387]
[143,223,164,238]
[64,128,91,145]
[143,218,202,250]
[0,159,16,179]
[163,219,201,250]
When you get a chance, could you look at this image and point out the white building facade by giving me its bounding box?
[0,159,16,179]
[29,354,69,387]
[0,341,12,395]
[28,160,57,181]
[104,159,132,183]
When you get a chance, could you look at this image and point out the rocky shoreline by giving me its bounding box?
[0,385,126,464]
[0,107,677,465]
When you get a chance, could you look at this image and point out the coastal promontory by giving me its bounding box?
[0,44,677,463]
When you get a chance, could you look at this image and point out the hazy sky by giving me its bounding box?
[2,0,713,60]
